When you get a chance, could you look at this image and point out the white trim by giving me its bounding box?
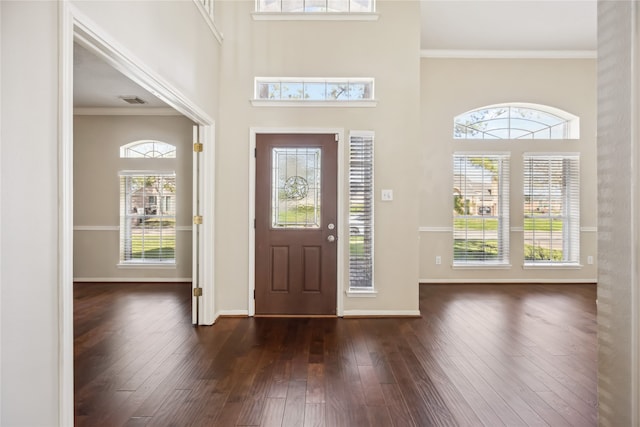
[251,12,379,21]
[74,277,191,283]
[342,310,421,317]
[251,100,377,108]
[74,225,118,231]
[73,225,192,232]
[420,226,598,233]
[452,264,513,270]
[419,226,452,232]
[199,124,216,325]
[192,0,224,45]
[58,3,75,425]
[117,262,177,269]
[0,1,3,419]
[73,107,181,116]
[421,49,598,59]
[420,278,597,284]
[216,310,250,317]
[632,4,640,425]
[346,290,378,298]
[249,127,346,317]
[522,263,583,270]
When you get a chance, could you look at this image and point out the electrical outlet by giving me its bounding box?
[435,256,442,265]
[381,189,393,201]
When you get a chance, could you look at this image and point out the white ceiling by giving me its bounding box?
[73,1,598,109]
[73,43,170,109]
[420,0,597,53]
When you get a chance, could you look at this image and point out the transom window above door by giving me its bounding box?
[256,0,375,13]
[454,103,579,140]
[253,78,376,107]
[120,140,176,158]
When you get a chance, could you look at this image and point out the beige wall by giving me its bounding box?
[214,0,422,314]
[420,58,597,283]
[74,115,194,280]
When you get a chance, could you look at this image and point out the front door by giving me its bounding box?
[255,133,337,315]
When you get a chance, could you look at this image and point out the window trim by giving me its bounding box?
[251,12,379,21]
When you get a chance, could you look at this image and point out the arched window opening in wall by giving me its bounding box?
[453,103,579,140]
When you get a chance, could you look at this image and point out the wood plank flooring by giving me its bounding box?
[74,282,597,426]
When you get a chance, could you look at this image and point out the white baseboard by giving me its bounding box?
[342,309,421,317]
[419,278,597,284]
[216,310,250,317]
[74,277,192,283]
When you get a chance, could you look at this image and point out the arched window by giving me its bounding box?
[120,140,176,158]
[454,103,579,140]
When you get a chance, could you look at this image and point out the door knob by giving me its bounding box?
[327,235,336,243]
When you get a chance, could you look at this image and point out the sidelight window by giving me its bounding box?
[349,132,374,289]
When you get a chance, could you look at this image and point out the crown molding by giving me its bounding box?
[421,49,597,59]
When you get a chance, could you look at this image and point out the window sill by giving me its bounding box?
[252,12,379,21]
[523,263,583,270]
[251,99,377,108]
[118,262,177,269]
[452,263,512,270]
[346,289,378,297]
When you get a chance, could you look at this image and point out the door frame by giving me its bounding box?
[249,128,346,317]
[59,4,216,425]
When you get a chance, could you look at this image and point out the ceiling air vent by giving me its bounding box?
[119,96,147,105]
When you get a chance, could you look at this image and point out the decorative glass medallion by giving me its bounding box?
[272,147,321,228]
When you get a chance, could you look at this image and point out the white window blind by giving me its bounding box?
[119,172,176,264]
[453,154,510,265]
[523,154,580,264]
[349,132,374,289]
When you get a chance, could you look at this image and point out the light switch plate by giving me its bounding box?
[381,189,393,201]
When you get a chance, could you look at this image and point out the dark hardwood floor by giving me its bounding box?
[74,282,597,426]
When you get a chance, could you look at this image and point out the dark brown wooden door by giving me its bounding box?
[255,133,337,315]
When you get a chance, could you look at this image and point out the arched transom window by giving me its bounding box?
[120,140,176,158]
[454,103,579,140]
